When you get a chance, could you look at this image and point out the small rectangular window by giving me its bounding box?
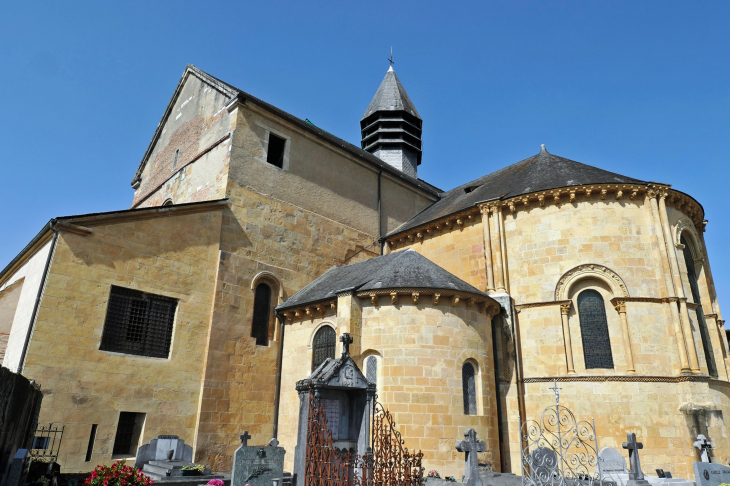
[173,148,180,169]
[112,412,145,457]
[85,424,98,462]
[100,286,177,359]
[266,133,286,168]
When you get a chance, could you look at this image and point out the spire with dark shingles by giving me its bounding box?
[362,66,421,120]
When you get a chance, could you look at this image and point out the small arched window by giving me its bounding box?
[366,356,378,385]
[312,326,336,371]
[251,283,271,346]
[682,235,717,377]
[162,198,173,206]
[577,289,614,369]
[462,362,477,415]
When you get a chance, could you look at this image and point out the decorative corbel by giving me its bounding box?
[451,295,460,307]
[630,190,638,200]
[283,312,293,322]
[553,192,561,204]
[466,298,474,308]
[294,310,301,318]
[456,219,463,226]
[407,234,414,242]
[330,302,337,310]
[412,292,420,304]
[445,220,452,230]
[433,293,440,306]
[615,190,623,200]
[538,195,545,206]
[417,232,423,240]
[600,189,607,200]
[390,292,398,306]
[486,304,501,319]
[508,202,516,213]
[569,190,576,203]
[585,188,592,198]
[305,307,312,316]
[371,295,379,307]
[316,305,323,315]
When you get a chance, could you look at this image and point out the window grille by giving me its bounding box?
[462,362,477,415]
[100,286,177,359]
[366,356,378,384]
[682,235,717,377]
[251,283,271,346]
[112,412,141,456]
[312,326,336,371]
[577,289,614,369]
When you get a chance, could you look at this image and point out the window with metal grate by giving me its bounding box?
[366,355,378,384]
[100,286,177,359]
[312,326,336,371]
[112,412,145,456]
[251,283,271,346]
[577,289,614,369]
[462,362,477,415]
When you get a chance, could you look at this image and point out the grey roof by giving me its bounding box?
[277,249,487,310]
[387,146,648,236]
[131,65,440,196]
[362,67,421,120]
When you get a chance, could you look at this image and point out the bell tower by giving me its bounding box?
[360,66,422,177]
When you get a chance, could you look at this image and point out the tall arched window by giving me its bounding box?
[312,326,336,371]
[682,235,717,377]
[251,283,271,346]
[577,289,614,369]
[462,362,477,415]
[366,356,378,384]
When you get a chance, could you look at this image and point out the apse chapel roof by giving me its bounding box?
[276,249,489,311]
[388,145,649,235]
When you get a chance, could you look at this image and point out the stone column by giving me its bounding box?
[480,206,495,292]
[490,205,506,292]
[705,313,730,380]
[613,300,636,374]
[560,302,576,374]
[657,191,698,373]
[498,209,510,294]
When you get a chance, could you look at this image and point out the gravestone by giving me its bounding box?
[693,463,730,486]
[455,429,486,486]
[623,433,650,486]
[134,435,193,468]
[230,434,285,486]
[599,447,627,476]
[693,435,712,463]
[6,449,29,486]
[530,447,558,480]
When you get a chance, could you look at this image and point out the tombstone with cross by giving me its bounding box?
[456,429,487,486]
[231,431,286,486]
[693,434,712,463]
[622,432,650,486]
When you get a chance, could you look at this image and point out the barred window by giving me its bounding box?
[577,289,614,369]
[100,286,177,359]
[366,355,378,384]
[682,235,717,377]
[462,362,477,415]
[251,283,271,346]
[312,326,336,371]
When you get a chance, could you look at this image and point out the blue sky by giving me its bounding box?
[1,2,729,316]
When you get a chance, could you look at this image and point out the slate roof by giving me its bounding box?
[362,66,421,120]
[131,65,440,196]
[387,146,648,236]
[277,249,488,311]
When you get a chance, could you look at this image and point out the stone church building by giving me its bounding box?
[0,64,727,480]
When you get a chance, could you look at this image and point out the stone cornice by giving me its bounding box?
[356,288,500,316]
[384,181,706,247]
[280,300,337,323]
[522,374,729,385]
[514,300,571,310]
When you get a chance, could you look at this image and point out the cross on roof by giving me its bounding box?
[340,333,353,357]
[239,430,252,447]
[388,47,394,67]
[622,432,645,481]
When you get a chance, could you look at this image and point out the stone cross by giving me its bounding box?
[456,428,486,486]
[622,433,645,481]
[693,434,712,463]
[240,430,252,446]
[268,438,279,447]
[340,333,353,358]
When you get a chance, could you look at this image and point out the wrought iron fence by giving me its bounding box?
[30,423,64,462]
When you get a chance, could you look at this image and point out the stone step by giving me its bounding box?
[143,464,172,476]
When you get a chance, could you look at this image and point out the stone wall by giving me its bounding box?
[0,279,24,362]
[21,208,223,472]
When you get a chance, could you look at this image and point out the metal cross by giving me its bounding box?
[340,333,353,357]
[622,432,645,480]
[549,379,561,407]
[239,430,252,446]
[388,47,394,67]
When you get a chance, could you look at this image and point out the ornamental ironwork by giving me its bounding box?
[520,381,607,486]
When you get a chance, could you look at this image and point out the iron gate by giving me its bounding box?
[304,393,423,486]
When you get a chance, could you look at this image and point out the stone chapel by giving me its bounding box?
[0,64,727,480]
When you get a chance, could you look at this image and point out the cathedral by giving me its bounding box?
[0,64,727,480]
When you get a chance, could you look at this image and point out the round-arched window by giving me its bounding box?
[462,362,477,415]
[577,289,614,369]
[312,326,336,371]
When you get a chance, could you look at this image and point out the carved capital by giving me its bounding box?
[613,301,627,314]
[479,205,490,215]
[560,302,572,315]
[646,188,658,198]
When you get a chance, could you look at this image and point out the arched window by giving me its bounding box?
[251,283,271,346]
[682,235,717,377]
[366,355,378,384]
[312,326,336,371]
[162,198,173,206]
[577,289,614,369]
[462,362,477,415]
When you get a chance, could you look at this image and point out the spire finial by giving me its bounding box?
[388,47,394,70]
[540,144,547,153]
